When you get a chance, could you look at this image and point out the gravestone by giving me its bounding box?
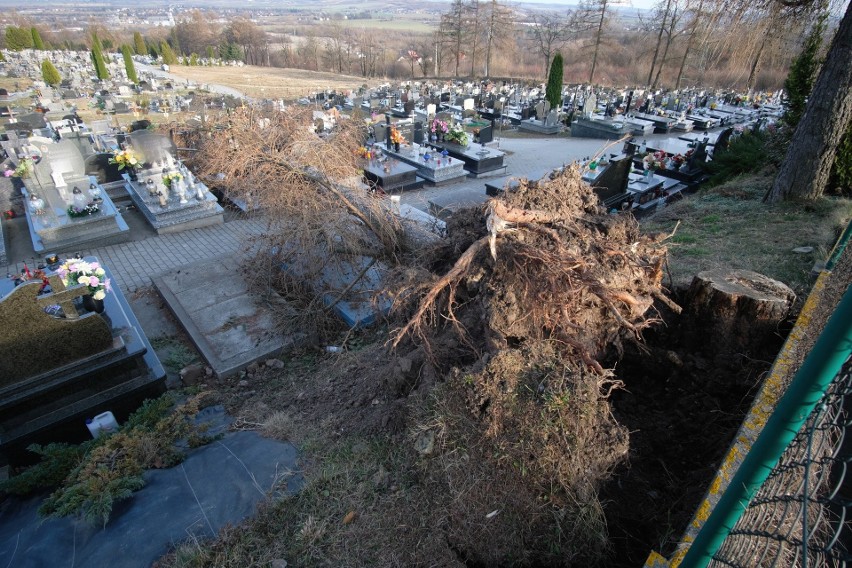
[534,101,545,119]
[545,110,559,127]
[85,153,125,184]
[129,130,178,166]
[0,276,112,382]
[584,94,597,116]
[403,100,415,116]
[426,103,437,116]
[0,260,166,463]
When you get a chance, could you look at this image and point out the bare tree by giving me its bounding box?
[482,0,514,77]
[440,0,468,76]
[224,18,268,66]
[528,11,572,79]
[173,10,220,58]
[355,29,381,77]
[465,0,482,76]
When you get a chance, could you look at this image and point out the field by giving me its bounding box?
[336,18,435,32]
[163,65,385,101]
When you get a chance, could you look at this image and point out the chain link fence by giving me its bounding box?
[710,352,852,567]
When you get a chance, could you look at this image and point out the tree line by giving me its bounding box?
[1,2,832,89]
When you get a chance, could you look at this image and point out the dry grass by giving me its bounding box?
[643,173,852,295]
[163,65,385,101]
[0,76,33,93]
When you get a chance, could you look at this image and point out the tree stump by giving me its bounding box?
[682,269,796,362]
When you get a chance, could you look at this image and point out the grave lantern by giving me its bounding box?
[89,182,102,201]
[72,186,88,209]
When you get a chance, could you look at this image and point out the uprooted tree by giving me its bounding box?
[388,166,675,564]
[180,107,676,563]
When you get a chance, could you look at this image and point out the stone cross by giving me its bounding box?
[35,275,92,320]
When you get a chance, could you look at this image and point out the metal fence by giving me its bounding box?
[710,352,852,567]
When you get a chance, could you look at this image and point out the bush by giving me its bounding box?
[706,130,769,186]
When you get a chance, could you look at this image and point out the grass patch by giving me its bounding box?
[159,432,422,567]
[644,173,852,294]
[151,335,199,372]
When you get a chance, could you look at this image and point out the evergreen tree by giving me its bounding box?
[41,59,61,86]
[31,27,45,50]
[148,43,160,59]
[122,44,138,83]
[206,46,216,62]
[133,32,147,56]
[219,42,242,61]
[0,51,5,62]
[545,52,564,113]
[91,33,110,80]
[5,26,34,51]
[160,41,178,65]
[169,28,182,57]
[782,14,826,129]
[189,53,199,66]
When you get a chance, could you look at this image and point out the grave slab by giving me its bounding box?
[153,255,298,379]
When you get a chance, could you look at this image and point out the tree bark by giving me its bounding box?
[765,1,852,202]
[682,269,795,361]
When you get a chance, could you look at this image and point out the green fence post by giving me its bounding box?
[678,283,852,568]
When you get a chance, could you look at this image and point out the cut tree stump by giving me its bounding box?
[682,269,796,361]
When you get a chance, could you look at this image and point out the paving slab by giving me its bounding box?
[153,255,299,379]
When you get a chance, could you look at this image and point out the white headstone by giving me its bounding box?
[463,98,474,110]
[426,103,436,116]
[584,94,597,116]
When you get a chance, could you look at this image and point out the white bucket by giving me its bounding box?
[86,411,120,439]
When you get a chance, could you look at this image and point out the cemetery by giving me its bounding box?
[0,14,850,567]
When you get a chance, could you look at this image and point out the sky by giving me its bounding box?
[519,0,658,10]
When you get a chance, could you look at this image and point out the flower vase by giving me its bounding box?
[82,294,105,314]
[430,133,437,143]
[394,142,400,153]
[127,168,138,181]
[644,169,654,183]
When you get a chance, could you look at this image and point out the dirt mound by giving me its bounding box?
[391,165,673,564]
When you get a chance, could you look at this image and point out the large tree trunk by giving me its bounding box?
[765,2,852,203]
[681,269,795,362]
